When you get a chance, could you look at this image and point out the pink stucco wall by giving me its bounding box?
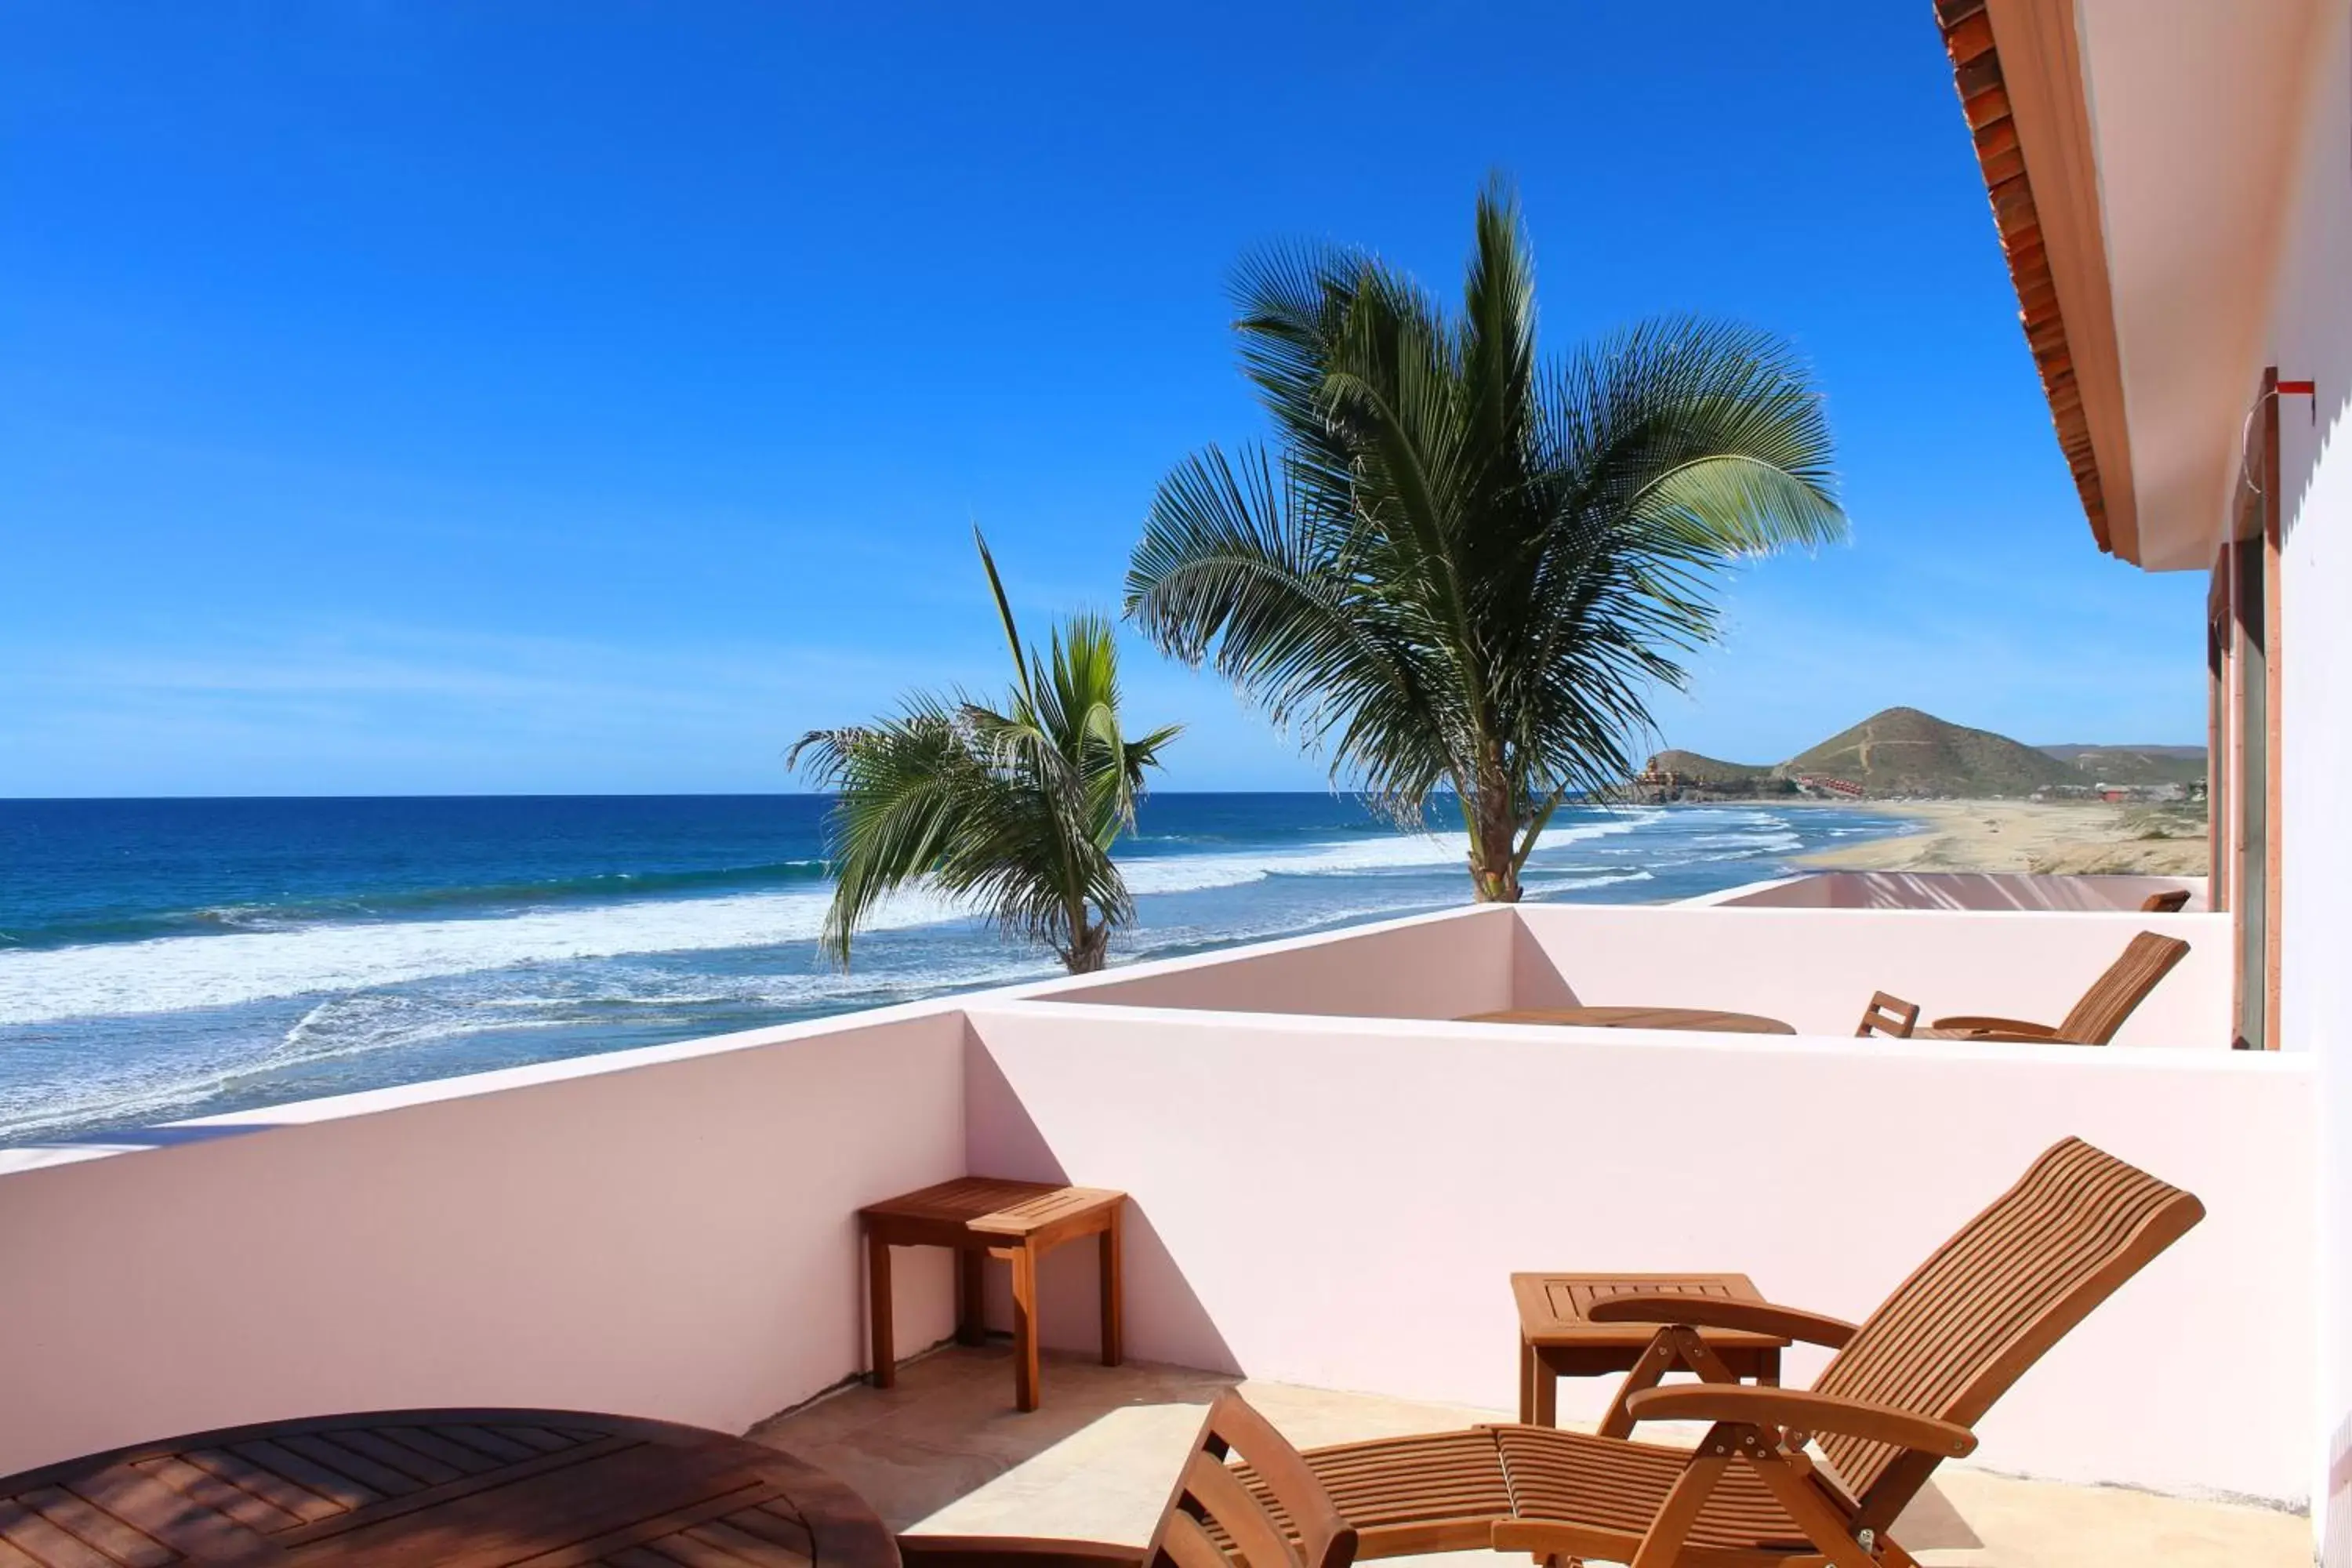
[963,998,2314,1503]
[0,1006,968,1478]
[0,898,2289,1503]
[1699,870,2207,913]
[1508,903,2228,1047]
[1029,904,1517,1018]
[1035,901,2229,1049]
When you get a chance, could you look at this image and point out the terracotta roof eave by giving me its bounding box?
[1936,0,2114,554]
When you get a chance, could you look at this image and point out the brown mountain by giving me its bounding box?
[1644,749,1776,788]
[1782,707,2074,797]
[2037,744,2209,787]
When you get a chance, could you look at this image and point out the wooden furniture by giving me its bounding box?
[1462,1006,1796,1035]
[1854,991,1921,1038]
[900,1391,1355,1568]
[860,1177,1125,1412]
[1512,1273,1788,1428]
[2141,888,2192,913]
[1867,930,2193,1044]
[0,1408,895,1567]
[1227,1138,2201,1568]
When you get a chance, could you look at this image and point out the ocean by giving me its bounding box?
[0,793,1907,1147]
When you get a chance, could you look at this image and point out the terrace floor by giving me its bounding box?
[749,1345,2306,1568]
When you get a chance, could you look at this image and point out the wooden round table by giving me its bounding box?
[0,1408,898,1566]
[1463,1005,1797,1035]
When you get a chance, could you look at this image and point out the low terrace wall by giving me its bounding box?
[0,901,2288,1506]
[1044,902,2229,1048]
[1508,903,2227,1046]
[965,999,2314,1504]
[1698,870,2209,913]
[0,1006,969,1478]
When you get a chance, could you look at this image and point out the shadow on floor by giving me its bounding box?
[746,1345,1998,1557]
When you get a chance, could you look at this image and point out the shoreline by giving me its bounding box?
[1784,797,2209,876]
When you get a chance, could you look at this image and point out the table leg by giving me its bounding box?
[866,1231,895,1389]
[956,1248,988,1346]
[1759,1348,1781,1388]
[1099,1211,1124,1367]
[1517,1337,1534,1425]
[1007,1243,1041,1411]
[1532,1348,1557,1428]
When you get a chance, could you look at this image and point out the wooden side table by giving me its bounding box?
[859,1176,1126,1411]
[1512,1272,1789,1426]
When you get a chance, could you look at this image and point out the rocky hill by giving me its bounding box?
[2037,743,2208,787]
[1783,707,2074,797]
[1641,708,2206,800]
[1644,749,1777,789]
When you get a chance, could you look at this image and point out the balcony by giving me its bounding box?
[0,897,2308,1562]
[752,1345,2303,1566]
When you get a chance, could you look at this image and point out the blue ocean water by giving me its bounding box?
[0,793,1906,1146]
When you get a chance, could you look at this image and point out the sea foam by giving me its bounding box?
[0,818,1656,1025]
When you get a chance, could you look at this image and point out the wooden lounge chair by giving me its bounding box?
[1233,1138,2200,1568]
[1854,930,2190,1044]
[901,1390,1355,1568]
[2140,888,2191,913]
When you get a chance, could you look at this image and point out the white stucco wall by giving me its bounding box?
[2265,4,2352,1554]
[964,1000,2314,1502]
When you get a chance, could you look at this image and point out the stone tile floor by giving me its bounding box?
[749,1345,2309,1568]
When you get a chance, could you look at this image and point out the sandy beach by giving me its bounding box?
[1796,798,2209,876]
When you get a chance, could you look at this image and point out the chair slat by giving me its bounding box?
[1811,1138,2201,1523]
[2056,931,2190,1043]
[1855,993,1919,1039]
[1180,1454,1297,1568]
[1145,1395,1356,1568]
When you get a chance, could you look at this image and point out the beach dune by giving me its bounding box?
[1797,798,2209,877]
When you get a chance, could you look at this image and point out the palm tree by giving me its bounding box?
[1124,180,1846,902]
[789,533,1180,973]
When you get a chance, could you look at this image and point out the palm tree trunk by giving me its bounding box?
[1062,909,1111,973]
[1467,779,1523,903]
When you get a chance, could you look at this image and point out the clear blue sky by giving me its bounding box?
[1,2,2206,797]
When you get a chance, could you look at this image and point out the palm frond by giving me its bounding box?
[797,539,1178,969]
[1126,180,1846,895]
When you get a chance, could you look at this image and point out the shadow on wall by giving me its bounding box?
[961,1035,1240,1377]
[1510,916,1581,1009]
[1721,873,2205,913]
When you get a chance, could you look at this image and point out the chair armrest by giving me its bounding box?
[898,1537,1148,1568]
[1584,1294,1857,1348]
[1929,1015,2057,1038]
[1621,1385,1976,1457]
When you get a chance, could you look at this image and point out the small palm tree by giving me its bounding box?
[790,533,1180,973]
[1125,180,1846,902]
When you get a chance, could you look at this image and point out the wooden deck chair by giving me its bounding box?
[1853,992,1919,1039]
[2140,888,2191,913]
[901,1390,1356,1568]
[1239,1138,2200,1568]
[1911,930,2190,1044]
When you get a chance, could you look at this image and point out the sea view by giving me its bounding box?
[0,793,1905,1147]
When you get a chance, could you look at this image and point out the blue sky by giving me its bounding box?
[2,2,2207,797]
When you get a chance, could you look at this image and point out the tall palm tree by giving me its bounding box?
[1125,180,1846,902]
[790,533,1180,973]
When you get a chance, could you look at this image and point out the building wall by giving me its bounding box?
[2263,2,2352,1553]
[964,999,2314,1502]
